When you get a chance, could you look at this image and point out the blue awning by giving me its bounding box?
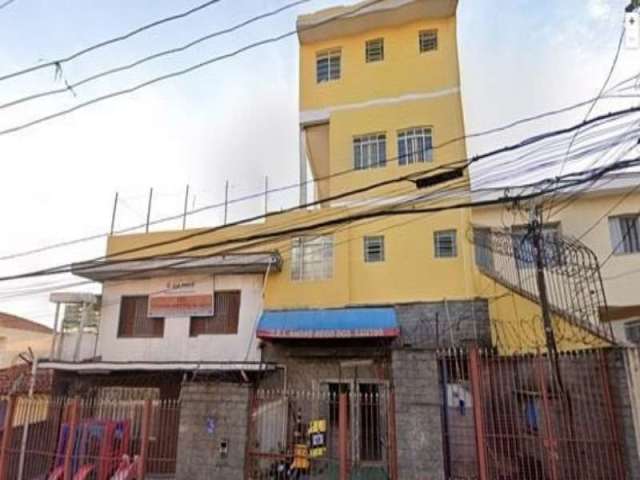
[257,308,399,339]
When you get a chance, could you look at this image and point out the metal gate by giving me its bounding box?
[246,387,397,479]
[440,348,625,480]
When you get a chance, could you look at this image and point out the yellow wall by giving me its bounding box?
[107,202,476,310]
[105,10,476,312]
[300,16,468,200]
[326,95,468,199]
[474,275,609,355]
[299,17,461,111]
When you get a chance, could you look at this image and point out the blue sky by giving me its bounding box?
[0,0,636,323]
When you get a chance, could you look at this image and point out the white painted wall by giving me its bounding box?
[473,189,640,308]
[96,273,264,363]
[55,331,98,362]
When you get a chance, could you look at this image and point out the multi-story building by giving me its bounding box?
[38,1,628,478]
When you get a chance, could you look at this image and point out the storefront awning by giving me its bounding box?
[257,307,399,339]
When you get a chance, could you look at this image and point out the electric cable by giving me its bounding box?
[0,0,386,137]
[0,0,315,111]
[1,105,638,283]
[0,0,224,82]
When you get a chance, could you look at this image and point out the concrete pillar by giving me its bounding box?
[176,381,251,480]
[391,349,445,480]
[299,127,308,206]
[607,348,640,479]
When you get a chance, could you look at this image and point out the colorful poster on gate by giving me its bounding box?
[308,419,327,458]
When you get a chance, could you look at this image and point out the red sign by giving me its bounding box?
[148,294,214,318]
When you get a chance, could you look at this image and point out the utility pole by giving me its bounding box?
[531,205,558,357]
[183,185,190,230]
[530,205,563,390]
[110,192,119,235]
[145,188,153,233]
[224,180,229,224]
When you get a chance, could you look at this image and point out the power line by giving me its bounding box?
[0,0,224,82]
[0,0,17,11]
[548,22,627,219]
[1,104,638,284]
[0,157,629,303]
[0,0,315,111]
[0,0,386,137]
[3,81,639,263]
[3,157,636,289]
[0,172,606,303]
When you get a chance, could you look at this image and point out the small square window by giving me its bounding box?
[419,30,438,53]
[434,230,457,258]
[366,38,384,62]
[364,236,385,263]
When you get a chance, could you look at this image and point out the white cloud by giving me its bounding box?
[588,0,613,19]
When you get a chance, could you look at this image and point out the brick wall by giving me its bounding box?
[176,381,251,480]
[391,349,445,480]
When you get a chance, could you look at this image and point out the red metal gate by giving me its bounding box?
[440,348,625,480]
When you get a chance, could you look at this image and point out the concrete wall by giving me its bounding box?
[176,381,251,480]
[97,273,263,363]
[391,349,445,480]
[54,331,98,362]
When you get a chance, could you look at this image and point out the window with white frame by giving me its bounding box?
[316,48,341,83]
[354,133,386,170]
[291,236,334,281]
[609,215,640,255]
[434,230,457,258]
[625,320,640,344]
[364,236,385,263]
[365,38,384,62]
[419,29,438,52]
[398,127,433,165]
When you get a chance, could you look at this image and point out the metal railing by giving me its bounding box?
[439,347,625,480]
[0,395,180,479]
[246,387,397,479]
[472,226,615,343]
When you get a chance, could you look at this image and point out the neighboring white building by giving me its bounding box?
[472,172,640,346]
[42,253,280,378]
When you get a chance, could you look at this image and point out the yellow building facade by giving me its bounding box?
[102,0,610,354]
[108,0,476,311]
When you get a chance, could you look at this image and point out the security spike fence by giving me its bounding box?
[471,226,614,343]
[247,386,396,480]
[438,347,626,480]
[0,396,180,479]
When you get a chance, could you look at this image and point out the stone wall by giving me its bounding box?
[395,299,490,349]
[607,348,640,479]
[176,381,251,480]
[391,348,445,480]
